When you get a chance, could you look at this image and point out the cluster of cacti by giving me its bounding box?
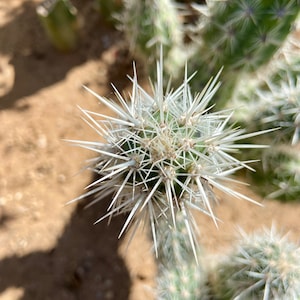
[210,227,300,299]
[157,222,300,299]
[115,0,300,199]
[69,53,300,298]
[65,0,300,299]
[118,0,299,106]
[228,19,300,201]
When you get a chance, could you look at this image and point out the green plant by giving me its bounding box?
[120,0,186,78]
[228,31,300,201]
[118,0,299,108]
[156,210,207,299]
[69,0,300,298]
[188,0,299,106]
[37,0,79,52]
[246,145,300,201]
[94,0,123,24]
[68,55,269,256]
[211,227,300,299]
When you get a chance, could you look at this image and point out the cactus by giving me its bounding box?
[228,29,300,201]
[37,0,79,52]
[210,227,300,299]
[157,263,204,300]
[68,54,270,255]
[233,58,300,146]
[187,0,300,107]
[247,145,300,201]
[156,210,208,300]
[120,0,186,78]
[117,0,299,108]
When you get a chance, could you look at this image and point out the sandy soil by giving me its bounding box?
[0,1,299,300]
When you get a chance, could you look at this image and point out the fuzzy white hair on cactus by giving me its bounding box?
[67,53,271,258]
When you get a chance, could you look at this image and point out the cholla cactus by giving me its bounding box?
[249,145,300,201]
[68,55,269,255]
[118,0,299,99]
[229,28,300,201]
[211,227,300,299]
[157,263,204,300]
[187,0,300,106]
[234,60,300,146]
[157,210,207,299]
[120,0,185,78]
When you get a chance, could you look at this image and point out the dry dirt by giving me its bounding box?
[0,1,299,300]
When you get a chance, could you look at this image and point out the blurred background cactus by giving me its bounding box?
[120,0,185,78]
[118,0,299,107]
[210,227,300,299]
[187,0,300,106]
[37,0,79,52]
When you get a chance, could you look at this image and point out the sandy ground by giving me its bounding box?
[0,1,299,299]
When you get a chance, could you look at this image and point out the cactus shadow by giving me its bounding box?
[0,185,131,299]
[0,0,122,110]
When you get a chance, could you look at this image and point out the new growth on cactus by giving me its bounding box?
[68,54,270,257]
[211,227,300,299]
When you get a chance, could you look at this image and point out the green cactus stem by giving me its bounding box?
[188,0,300,108]
[37,0,79,52]
[211,227,300,299]
[156,210,207,300]
[120,0,185,78]
[68,54,269,257]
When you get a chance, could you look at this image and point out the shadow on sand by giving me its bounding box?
[0,188,131,299]
[0,0,133,110]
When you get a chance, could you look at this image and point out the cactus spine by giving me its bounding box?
[247,145,300,201]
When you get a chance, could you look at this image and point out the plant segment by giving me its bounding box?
[231,48,300,201]
[185,0,300,106]
[68,58,268,255]
[211,227,300,299]
[120,0,185,78]
[156,210,207,299]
